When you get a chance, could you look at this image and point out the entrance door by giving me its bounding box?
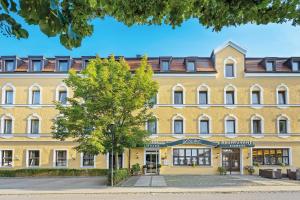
[145,150,159,174]
[222,148,240,174]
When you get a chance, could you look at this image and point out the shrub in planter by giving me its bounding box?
[142,165,147,174]
[253,162,260,167]
[107,169,130,185]
[217,167,227,175]
[131,163,141,175]
[244,166,255,175]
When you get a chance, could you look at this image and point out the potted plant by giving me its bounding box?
[157,164,162,175]
[244,166,255,175]
[142,165,147,174]
[217,166,227,175]
[253,162,260,167]
[131,163,141,176]
[279,162,286,167]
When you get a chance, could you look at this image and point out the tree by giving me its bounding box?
[1,0,300,49]
[52,56,158,169]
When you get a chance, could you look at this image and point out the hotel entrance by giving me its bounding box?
[222,148,241,174]
[145,149,159,174]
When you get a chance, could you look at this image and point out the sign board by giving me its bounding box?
[219,141,255,148]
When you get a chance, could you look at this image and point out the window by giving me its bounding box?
[173,148,211,166]
[28,150,40,167]
[174,119,183,134]
[4,60,15,72]
[5,90,13,104]
[200,120,209,134]
[292,61,300,72]
[252,119,262,134]
[225,64,234,77]
[32,90,40,105]
[199,91,208,105]
[149,95,157,105]
[226,120,236,134]
[279,120,287,134]
[82,153,94,167]
[58,60,69,71]
[0,150,13,167]
[3,119,12,135]
[186,61,195,72]
[55,150,67,167]
[59,91,67,104]
[266,61,275,71]
[226,91,235,104]
[161,61,169,71]
[174,91,183,104]
[30,119,40,134]
[252,91,260,104]
[147,118,157,135]
[32,60,42,71]
[278,91,286,104]
[252,148,289,166]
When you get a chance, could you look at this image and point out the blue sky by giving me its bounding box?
[0,17,299,57]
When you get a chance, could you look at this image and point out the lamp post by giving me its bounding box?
[108,123,115,187]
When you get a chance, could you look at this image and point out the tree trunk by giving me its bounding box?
[128,148,131,171]
[114,152,119,169]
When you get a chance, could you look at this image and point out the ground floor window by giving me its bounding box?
[82,153,95,167]
[28,150,40,167]
[252,148,289,165]
[173,148,211,166]
[0,150,13,167]
[55,150,67,167]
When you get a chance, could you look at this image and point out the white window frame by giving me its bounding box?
[224,84,237,108]
[1,83,16,106]
[276,114,290,137]
[276,83,289,108]
[172,114,185,137]
[0,149,14,168]
[53,149,68,168]
[28,83,42,106]
[198,114,212,138]
[197,84,210,108]
[55,83,69,103]
[249,84,264,108]
[172,83,185,107]
[250,114,264,138]
[224,114,238,138]
[27,113,42,137]
[26,149,41,168]
[0,113,14,137]
[80,152,96,168]
[30,59,44,72]
[145,116,159,137]
[224,56,237,79]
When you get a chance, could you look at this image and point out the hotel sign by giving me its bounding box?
[219,141,255,148]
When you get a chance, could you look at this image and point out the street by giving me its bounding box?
[1,192,300,200]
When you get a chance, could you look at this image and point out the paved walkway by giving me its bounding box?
[134,176,167,187]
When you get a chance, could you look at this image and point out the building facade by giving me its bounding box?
[1,41,300,175]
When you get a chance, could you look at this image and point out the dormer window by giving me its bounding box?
[58,60,69,72]
[292,61,300,72]
[32,60,42,72]
[4,60,15,72]
[266,61,275,71]
[225,64,234,77]
[84,59,90,68]
[161,61,169,71]
[186,61,195,72]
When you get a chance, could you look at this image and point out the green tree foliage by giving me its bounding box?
[1,0,299,49]
[52,56,158,162]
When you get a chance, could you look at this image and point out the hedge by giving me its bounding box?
[0,168,108,177]
[107,168,130,185]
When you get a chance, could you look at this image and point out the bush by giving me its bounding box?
[107,168,130,185]
[244,166,255,175]
[0,168,108,177]
[131,163,141,175]
[217,166,227,175]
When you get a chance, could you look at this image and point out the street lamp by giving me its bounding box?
[108,123,115,187]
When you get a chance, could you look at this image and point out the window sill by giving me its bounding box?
[1,105,14,109]
[277,105,289,109]
[173,105,184,109]
[224,105,237,109]
[199,134,212,138]
[251,105,263,109]
[224,77,236,79]
[225,134,237,138]
[251,134,264,138]
[0,134,13,138]
[149,134,159,139]
[278,134,290,138]
[198,105,210,109]
[27,134,40,138]
[29,105,42,109]
[172,134,185,139]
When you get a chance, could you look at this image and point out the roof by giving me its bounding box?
[213,41,247,55]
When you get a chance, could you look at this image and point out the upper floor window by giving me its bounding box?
[59,91,67,104]
[0,150,13,167]
[32,90,40,105]
[186,61,195,72]
[147,118,157,135]
[199,114,211,135]
[3,119,12,135]
[149,94,157,105]
[276,84,289,105]
[161,61,169,71]
[27,114,41,135]
[251,115,264,135]
[5,90,13,104]
[199,91,208,105]
[172,114,184,135]
[277,115,290,135]
[252,91,260,104]
[225,115,237,135]
[29,84,42,105]
[2,83,15,105]
[250,84,263,105]
[4,60,15,72]
[266,61,275,71]
[224,84,237,105]
[226,91,235,105]
[58,60,69,72]
[32,60,42,72]
[174,91,183,104]
[225,64,234,77]
[292,61,300,72]
[56,84,68,105]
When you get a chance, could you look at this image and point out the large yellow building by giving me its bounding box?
[1,41,300,175]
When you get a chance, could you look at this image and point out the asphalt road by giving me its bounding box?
[1,192,300,200]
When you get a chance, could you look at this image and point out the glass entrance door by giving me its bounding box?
[145,150,159,174]
[222,148,240,174]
